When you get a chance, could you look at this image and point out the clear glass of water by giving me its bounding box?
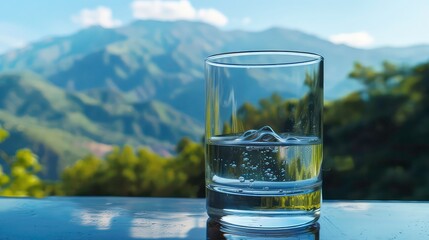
[204,51,323,230]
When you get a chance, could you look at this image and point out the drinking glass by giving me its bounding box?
[204,51,323,230]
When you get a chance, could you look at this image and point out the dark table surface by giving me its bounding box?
[0,197,427,240]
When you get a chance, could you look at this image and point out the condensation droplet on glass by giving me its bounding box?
[265,162,269,165]
[249,179,254,182]
[239,176,245,182]
[238,189,243,193]
[231,164,236,168]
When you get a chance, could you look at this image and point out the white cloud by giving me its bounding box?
[197,8,228,27]
[72,6,122,28]
[329,31,374,48]
[131,0,228,27]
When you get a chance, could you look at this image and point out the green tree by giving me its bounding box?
[173,137,205,197]
[323,61,429,200]
[61,139,205,197]
[61,155,102,195]
[0,127,45,197]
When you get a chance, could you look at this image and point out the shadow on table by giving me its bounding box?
[206,218,320,240]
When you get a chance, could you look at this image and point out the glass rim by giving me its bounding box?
[205,50,323,68]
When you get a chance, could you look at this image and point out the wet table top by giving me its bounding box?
[0,197,428,239]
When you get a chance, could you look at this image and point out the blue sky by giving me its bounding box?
[0,0,428,53]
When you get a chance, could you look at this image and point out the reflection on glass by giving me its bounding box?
[206,218,320,240]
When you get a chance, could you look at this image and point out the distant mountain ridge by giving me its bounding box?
[1,21,429,115]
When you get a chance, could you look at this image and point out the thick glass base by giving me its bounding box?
[207,187,321,230]
[206,217,320,240]
[208,207,320,230]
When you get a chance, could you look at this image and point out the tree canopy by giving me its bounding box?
[0,127,45,197]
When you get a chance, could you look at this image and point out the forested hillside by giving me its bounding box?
[1,60,427,199]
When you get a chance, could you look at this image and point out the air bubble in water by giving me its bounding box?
[249,179,254,182]
[231,164,236,168]
[263,187,269,190]
[265,162,269,165]
[239,176,245,182]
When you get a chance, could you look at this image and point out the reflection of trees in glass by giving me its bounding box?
[261,190,321,211]
[285,143,322,181]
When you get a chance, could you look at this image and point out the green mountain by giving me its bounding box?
[0,72,202,179]
[1,21,429,121]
